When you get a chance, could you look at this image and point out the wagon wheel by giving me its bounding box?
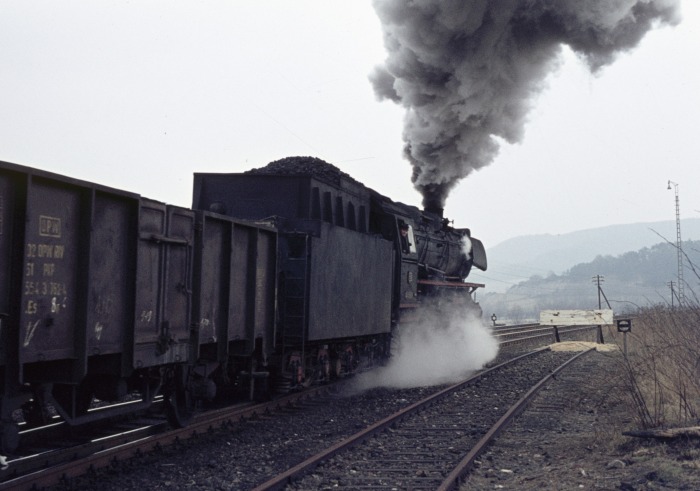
[332,358,342,379]
[164,364,194,428]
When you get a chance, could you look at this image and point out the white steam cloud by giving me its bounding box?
[461,235,472,258]
[351,302,498,391]
[370,0,681,211]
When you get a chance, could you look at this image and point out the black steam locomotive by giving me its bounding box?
[0,157,486,453]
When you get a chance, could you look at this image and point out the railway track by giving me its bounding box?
[496,322,600,348]
[0,326,598,490]
[253,348,595,490]
[0,384,339,490]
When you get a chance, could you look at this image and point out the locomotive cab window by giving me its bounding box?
[398,220,416,255]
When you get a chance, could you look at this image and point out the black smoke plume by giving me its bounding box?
[370,0,681,211]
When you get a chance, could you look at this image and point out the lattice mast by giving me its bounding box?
[668,180,685,305]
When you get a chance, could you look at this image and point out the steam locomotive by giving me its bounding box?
[0,157,486,453]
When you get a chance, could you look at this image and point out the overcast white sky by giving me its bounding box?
[1,1,699,250]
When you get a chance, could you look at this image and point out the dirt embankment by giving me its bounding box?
[464,343,700,490]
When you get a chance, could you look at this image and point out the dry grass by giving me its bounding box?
[606,306,700,429]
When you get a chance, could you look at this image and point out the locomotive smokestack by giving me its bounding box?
[422,182,445,217]
[424,201,444,219]
[370,0,681,209]
[419,182,447,218]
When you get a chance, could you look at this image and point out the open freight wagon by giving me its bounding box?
[0,160,279,453]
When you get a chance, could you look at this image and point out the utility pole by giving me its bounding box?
[593,275,604,309]
[667,180,685,306]
[591,274,609,344]
[592,275,610,309]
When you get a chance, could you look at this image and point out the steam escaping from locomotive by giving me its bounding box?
[352,303,498,390]
[461,235,472,257]
[370,0,681,211]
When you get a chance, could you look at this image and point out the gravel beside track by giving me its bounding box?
[47,383,448,490]
[284,349,577,490]
[45,343,700,490]
[464,342,700,490]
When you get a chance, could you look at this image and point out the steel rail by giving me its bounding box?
[0,383,338,490]
[437,347,596,490]
[2,328,587,489]
[250,347,552,491]
[498,324,598,347]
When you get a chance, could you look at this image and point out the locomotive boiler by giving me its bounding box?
[369,189,487,319]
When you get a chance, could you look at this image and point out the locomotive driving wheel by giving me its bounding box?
[164,364,194,428]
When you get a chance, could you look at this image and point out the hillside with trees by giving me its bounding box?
[468,218,700,293]
[479,240,700,323]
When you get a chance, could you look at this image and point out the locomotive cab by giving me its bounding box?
[397,220,417,255]
[369,193,487,324]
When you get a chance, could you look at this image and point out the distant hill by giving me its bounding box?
[477,236,700,324]
[470,218,700,293]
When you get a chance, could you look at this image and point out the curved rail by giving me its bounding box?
[251,347,594,490]
[3,331,596,489]
[437,347,595,490]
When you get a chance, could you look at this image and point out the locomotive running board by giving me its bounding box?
[418,279,485,290]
